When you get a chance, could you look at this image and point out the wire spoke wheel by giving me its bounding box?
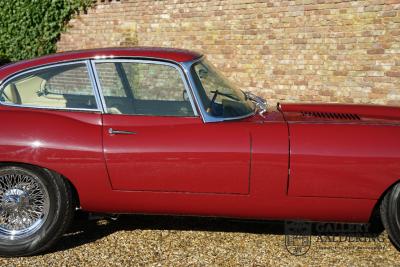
[0,171,50,240]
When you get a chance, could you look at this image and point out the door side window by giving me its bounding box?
[95,61,195,116]
[0,63,98,110]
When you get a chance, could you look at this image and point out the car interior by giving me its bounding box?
[0,64,97,110]
[97,62,194,117]
[0,62,194,117]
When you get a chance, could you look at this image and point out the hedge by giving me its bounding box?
[0,0,92,62]
[0,51,10,66]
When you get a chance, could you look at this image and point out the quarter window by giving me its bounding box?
[95,61,195,116]
[0,63,98,110]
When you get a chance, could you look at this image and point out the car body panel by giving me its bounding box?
[102,115,251,194]
[0,104,112,199]
[76,111,377,223]
[278,103,400,199]
[0,105,376,223]
[287,123,400,199]
[0,48,399,224]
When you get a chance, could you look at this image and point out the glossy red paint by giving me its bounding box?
[0,47,202,81]
[279,103,400,199]
[0,49,399,224]
[102,115,251,194]
[0,104,377,223]
[287,123,400,198]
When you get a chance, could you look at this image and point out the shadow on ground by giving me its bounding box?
[47,212,385,254]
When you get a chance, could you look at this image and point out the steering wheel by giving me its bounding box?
[207,90,240,115]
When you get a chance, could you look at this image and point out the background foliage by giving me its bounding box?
[0,0,92,62]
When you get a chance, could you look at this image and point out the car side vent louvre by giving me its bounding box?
[301,111,360,120]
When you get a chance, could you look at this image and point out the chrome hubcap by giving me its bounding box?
[0,171,49,240]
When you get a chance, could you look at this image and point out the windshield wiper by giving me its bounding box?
[243,91,268,116]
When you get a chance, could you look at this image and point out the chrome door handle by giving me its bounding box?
[108,128,137,135]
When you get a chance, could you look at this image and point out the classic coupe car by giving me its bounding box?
[0,47,399,256]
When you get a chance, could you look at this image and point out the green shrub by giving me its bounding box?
[0,51,10,66]
[0,0,92,62]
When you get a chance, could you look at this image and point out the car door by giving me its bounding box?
[93,59,251,194]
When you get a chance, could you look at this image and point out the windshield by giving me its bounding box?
[191,60,255,119]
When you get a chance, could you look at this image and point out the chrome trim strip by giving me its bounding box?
[91,59,199,117]
[180,58,256,123]
[0,60,101,112]
[179,58,207,122]
[88,60,106,113]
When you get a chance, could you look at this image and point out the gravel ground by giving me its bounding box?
[1,214,399,266]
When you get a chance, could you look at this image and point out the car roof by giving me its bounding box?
[0,47,203,81]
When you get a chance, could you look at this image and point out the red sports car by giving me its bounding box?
[0,47,399,256]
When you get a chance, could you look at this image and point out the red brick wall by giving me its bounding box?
[58,0,400,106]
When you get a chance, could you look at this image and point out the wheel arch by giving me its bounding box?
[0,161,81,208]
[369,178,400,224]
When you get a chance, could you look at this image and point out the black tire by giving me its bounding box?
[0,165,74,256]
[380,183,400,250]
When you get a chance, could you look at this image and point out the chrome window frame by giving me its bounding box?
[0,60,102,113]
[180,58,256,123]
[90,58,199,117]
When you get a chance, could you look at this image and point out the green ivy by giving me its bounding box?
[0,0,92,62]
[0,52,10,66]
